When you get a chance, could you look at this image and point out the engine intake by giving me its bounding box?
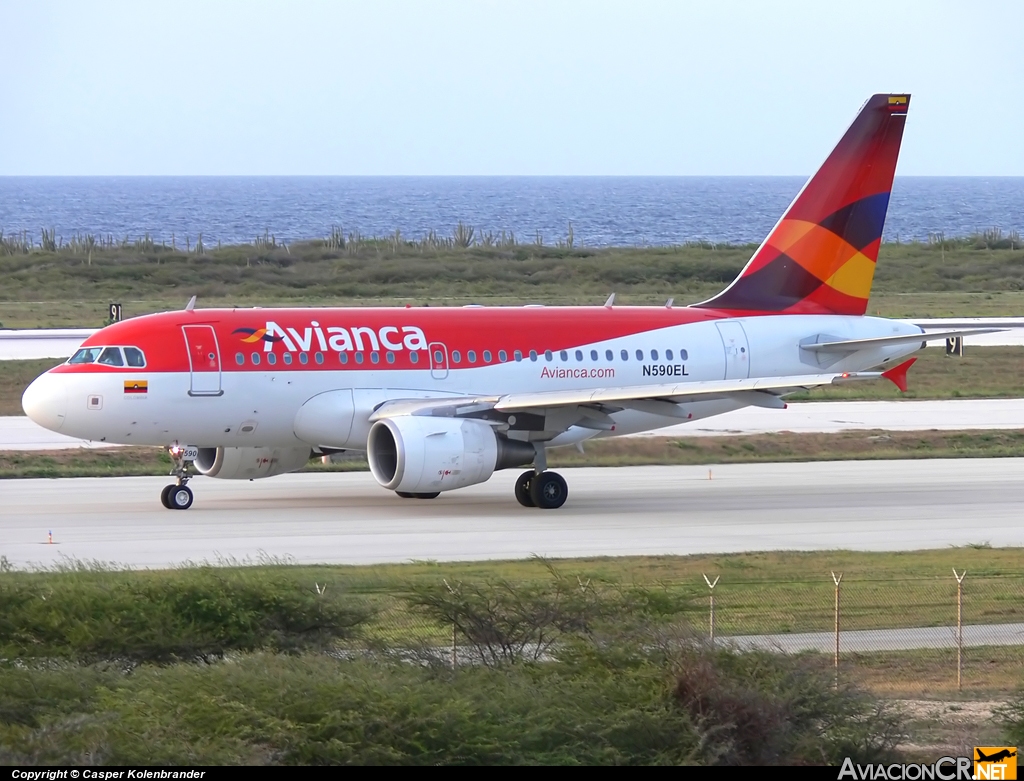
[367,417,534,493]
[193,447,313,480]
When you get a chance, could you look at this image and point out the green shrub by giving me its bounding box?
[0,565,371,663]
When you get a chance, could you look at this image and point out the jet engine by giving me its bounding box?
[193,447,313,480]
[367,417,534,493]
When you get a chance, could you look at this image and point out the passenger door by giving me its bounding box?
[182,324,223,396]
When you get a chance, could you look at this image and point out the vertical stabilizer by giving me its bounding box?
[696,94,910,315]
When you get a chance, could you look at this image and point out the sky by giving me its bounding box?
[1,0,1022,176]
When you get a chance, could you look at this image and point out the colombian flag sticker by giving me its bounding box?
[124,380,148,394]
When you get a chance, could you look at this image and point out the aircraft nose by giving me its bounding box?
[22,372,68,432]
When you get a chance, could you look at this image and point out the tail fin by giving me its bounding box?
[696,93,910,316]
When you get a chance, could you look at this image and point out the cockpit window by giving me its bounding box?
[97,347,124,366]
[69,347,102,364]
[124,347,146,367]
[68,346,146,367]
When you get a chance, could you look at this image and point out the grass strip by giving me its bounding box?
[2,239,1024,326]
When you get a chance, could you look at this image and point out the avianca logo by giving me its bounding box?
[233,321,429,353]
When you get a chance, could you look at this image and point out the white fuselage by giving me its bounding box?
[28,315,924,451]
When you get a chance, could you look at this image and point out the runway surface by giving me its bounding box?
[6,397,1024,450]
[3,460,1023,569]
[729,622,1024,653]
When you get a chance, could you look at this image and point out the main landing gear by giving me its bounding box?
[160,446,194,510]
[515,470,568,510]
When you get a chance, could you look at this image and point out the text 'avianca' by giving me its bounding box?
[233,322,430,353]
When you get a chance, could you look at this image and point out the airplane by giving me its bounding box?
[21,93,997,511]
[976,749,1016,763]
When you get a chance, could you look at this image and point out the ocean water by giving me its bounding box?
[1,176,1022,248]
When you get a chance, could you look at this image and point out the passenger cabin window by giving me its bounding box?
[468,350,477,363]
[529,350,538,362]
[283,352,293,365]
[679,349,689,360]
[501,350,509,362]
[514,351,522,362]
[386,351,396,364]
[370,351,380,364]
[605,349,613,361]
[451,351,461,364]
[340,353,349,365]
[235,353,244,366]
[267,353,277,365]
[98,347,124,366]
[545,350,553,361]
[299,352,309,365]
[636,349,643,361]
[124,347,146,367]
[651,349,659,361]
[409,351,419,364]
[575,350,583,361]
[69,347,102,364]
[251,352,261,365]
[591,350,598,360]
[666,349,673,360]
[620,349,629,361]
[559,350,568,361]
[315,352,324,364]
[355,353,364,364]
[483,350,492,362]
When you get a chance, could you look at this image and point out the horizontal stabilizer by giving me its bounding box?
[801,328,1002,353]
[881,357,916,392]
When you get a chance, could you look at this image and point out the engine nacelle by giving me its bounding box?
[367,417,534,493]
[193,447,313,480]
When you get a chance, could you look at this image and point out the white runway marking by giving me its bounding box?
[2,460,1021,569]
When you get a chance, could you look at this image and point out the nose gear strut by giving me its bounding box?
[160,446,195,510]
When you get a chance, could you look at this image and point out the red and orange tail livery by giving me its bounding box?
[698,93,910,316]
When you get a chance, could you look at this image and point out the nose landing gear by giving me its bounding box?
[160,483,194,510]
[161,446,195,510]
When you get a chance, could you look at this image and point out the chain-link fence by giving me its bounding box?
[346,571,1024,696]
[690,572,1024,696]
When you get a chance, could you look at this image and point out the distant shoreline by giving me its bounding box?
[2,176,1021,248]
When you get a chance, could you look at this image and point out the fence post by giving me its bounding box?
[444,578,460,668]
[831,571,843,690]
[703,574,720,646]
[953,568,966,691]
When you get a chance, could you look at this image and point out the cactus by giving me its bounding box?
[452,221,475,248]
[40,228,57,252]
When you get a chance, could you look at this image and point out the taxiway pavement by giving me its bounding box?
[2,459,1021,569]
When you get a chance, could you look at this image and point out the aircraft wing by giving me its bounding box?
[369,369,888,424]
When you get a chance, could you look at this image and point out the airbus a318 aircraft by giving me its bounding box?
[22,93,991,510]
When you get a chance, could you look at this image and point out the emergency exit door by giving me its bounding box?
[716,321,750,380]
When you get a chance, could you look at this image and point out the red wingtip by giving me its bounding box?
[881,357,917,393]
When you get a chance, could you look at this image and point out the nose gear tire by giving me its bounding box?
[170,485,194,510]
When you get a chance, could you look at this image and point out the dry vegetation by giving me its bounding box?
[1,229,1024,326]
